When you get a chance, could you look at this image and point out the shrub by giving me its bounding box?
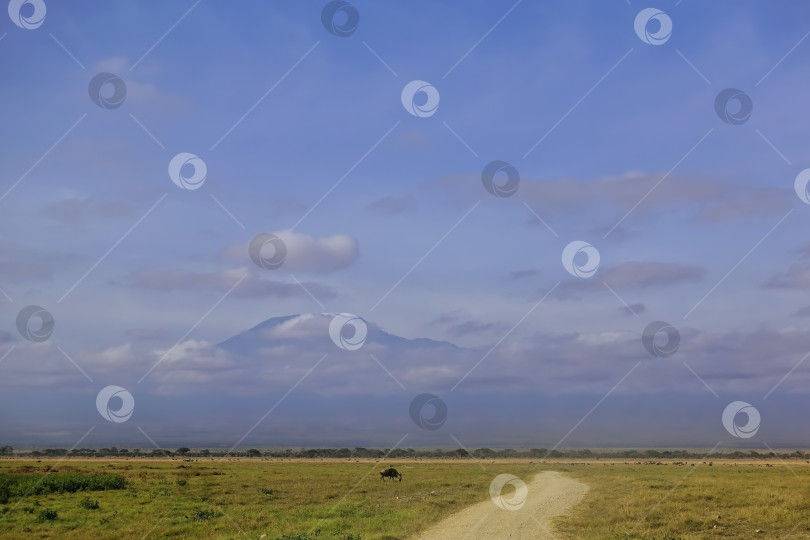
[35,509,58,522]
[176,478,187,486]
[259,487,274,495]
[190,509,216,521]
[78,497,100,510]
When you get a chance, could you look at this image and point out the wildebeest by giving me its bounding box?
[379,467,402,481]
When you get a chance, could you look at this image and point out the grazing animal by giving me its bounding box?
[379,468,402,482]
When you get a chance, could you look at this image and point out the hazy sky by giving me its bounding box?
[2,0,810,450]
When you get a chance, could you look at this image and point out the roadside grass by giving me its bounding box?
[1,459,808,539]
[554,463,810,539]
[0,459,537,539]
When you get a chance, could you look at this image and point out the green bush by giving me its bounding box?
[78,497,100,510]
[35,509,58,522]
[190,509,216,521]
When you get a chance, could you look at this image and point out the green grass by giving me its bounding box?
[0,471,125,497]
[554,462,810,539]
[0,459,808,539]
[0,459,537,539]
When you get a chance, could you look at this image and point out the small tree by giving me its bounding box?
[246,449,261,458]
[176,447,191,456]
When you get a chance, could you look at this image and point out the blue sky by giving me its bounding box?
[2,0,810,450]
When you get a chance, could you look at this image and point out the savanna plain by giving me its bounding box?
[0,456,808,539]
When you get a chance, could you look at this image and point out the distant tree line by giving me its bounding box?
[0,445,805,460]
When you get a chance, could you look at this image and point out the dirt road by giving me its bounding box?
[411,471,588,539]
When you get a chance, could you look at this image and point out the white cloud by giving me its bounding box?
[223,230,358,273]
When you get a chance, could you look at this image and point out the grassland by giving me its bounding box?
[556,460,810,539]
[0,458,807,539]
[0,458,537,539]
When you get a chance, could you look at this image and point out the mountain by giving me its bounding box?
[217,313,459,356]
